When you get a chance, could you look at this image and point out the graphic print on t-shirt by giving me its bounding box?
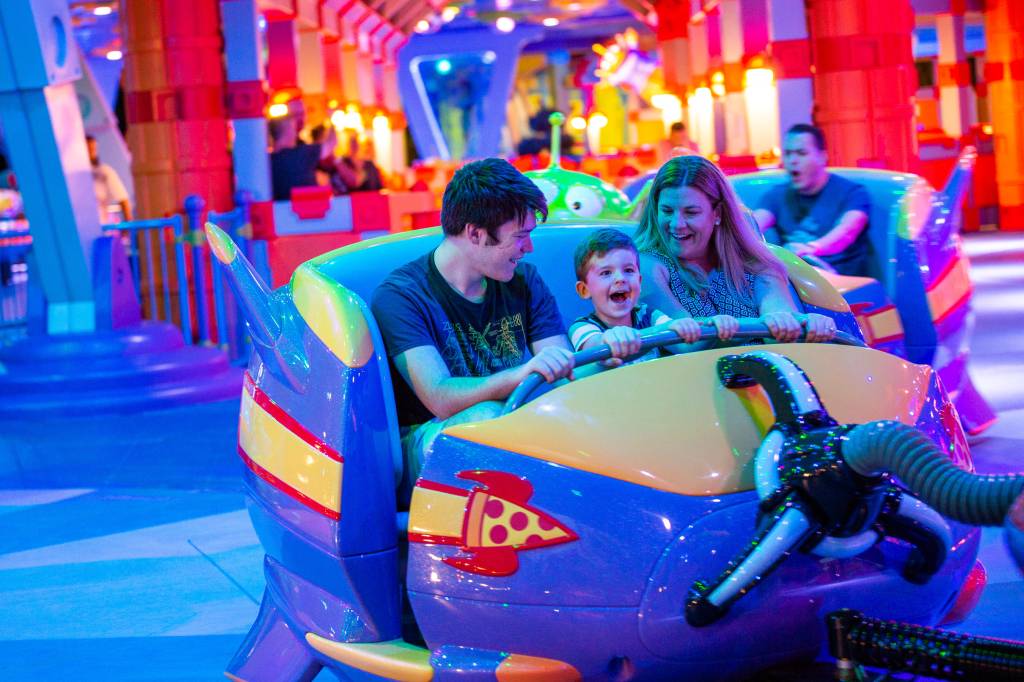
[441,312,527,377]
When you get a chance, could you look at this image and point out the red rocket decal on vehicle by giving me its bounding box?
[409,470,578,577]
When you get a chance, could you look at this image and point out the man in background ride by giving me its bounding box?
[752,123,871,276]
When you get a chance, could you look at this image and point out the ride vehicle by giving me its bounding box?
[206,217,994,681]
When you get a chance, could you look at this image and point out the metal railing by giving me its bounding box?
[4,192,258,363]
[184,192,254,362]
[0,219,30,341]
[104,213,189,333]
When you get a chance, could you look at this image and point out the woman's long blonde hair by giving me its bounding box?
[633,155,785,303]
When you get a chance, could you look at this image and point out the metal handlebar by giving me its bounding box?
[501,319,864,415]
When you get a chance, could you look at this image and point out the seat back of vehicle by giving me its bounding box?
[731,168,933,287]
[731,169,936,361]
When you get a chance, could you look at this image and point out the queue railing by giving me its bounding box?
[184,192,255,362]
[0,193,260,364]
[102,214,191,340]
[0,219,30,341]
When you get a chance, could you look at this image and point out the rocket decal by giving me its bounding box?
[409,470,578,577]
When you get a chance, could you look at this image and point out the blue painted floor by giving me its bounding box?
[0,232,1022,681]
[0,400,263,681]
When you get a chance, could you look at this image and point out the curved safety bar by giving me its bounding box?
[688,353,960,627]
[723,351,880,559]
[503,320,864,415]
[686,504,817,627]
[843,421,1024,526]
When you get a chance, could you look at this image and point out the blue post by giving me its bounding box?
[112,224,142,298]
[184,194,211,344]
[158,226,172,321]
[233,190,253,359]
[140,227,159,319]
[212,257,228,351]
[171,215,193,343]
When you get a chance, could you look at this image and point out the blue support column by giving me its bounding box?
[0,2,242,415]
[0,1,101,333]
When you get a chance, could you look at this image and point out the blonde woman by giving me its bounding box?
[635,155,836,343]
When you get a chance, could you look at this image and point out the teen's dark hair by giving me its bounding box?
[670,121,686,134]
[786,123,826,151]
[441,158,548,241]
[573,228,638,281]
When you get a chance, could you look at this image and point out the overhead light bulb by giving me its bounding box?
[495,16,516,32]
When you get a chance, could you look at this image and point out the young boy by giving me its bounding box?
[569,228,702,366]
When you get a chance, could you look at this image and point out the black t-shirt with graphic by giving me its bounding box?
[371,249,566,426]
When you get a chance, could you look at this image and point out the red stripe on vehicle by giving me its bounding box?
[407,533,462,546]
[932,289,972,326]
[238,445,341,521]
[244,372,343,463]
[925,256,960,291]
[415,479,471,497]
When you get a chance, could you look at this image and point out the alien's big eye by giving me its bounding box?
[530,178,560,204]
[564,185,605,218]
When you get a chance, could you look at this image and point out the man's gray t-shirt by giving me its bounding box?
[758,174,871,276]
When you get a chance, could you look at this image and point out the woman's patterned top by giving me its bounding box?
[641,249,760,318]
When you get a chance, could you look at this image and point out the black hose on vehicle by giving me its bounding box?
[842,421,1023,526]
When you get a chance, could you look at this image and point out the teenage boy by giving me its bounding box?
[372,158,575,492]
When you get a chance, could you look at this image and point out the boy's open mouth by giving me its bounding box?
[609,291,630,304]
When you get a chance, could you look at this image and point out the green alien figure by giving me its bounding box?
[524,112,645,223]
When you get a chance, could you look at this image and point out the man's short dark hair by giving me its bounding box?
[573,228,638,281]
[786,123,826,151]
[441,158,548,241]
[670,121,686,134]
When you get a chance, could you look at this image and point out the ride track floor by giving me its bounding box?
[0,232,1022,681]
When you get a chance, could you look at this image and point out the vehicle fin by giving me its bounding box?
[203,222,308,390]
